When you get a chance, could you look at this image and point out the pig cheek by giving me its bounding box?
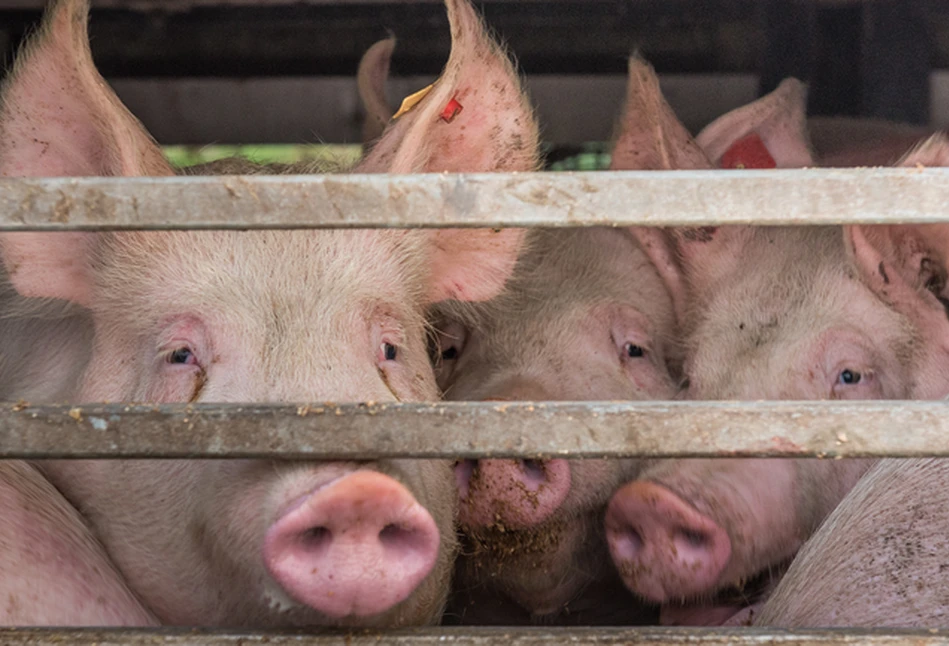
[394,350,440,402]
[626,363,677,399]
[76,343,141,402]
[569,460,631,512]
[912,311,949,399]
[142,366,205,403]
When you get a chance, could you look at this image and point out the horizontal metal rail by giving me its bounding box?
[0,400,946,459]
[0,627,947,646]
[2,169,949,230]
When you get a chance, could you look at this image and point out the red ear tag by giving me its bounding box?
[719,133,777,169]
[440,98,464,123]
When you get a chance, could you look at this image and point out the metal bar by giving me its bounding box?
[2,170,949,230]
[1,400,947,459]
[0,627,948,646]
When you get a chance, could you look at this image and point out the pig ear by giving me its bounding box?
[609,56,713,171]
[0,233,94,306]
[896,132,949,168]
[0,0,172,305]
[358,37,396,145]
[0,0,174,178]
[845,134,949,313]
[354,0,537,303]
[355,0,540,174]
[631,225,751,327]
[426,228,524,303]
[629,227,688,325]
[696,78,815,169]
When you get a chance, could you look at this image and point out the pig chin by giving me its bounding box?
[460,515,593,616]
[657,559,789,627]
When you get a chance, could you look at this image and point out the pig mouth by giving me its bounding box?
[658,558,791,626]
[461,515,570,567]
[457,513,603,616]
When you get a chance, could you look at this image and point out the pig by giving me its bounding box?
[808,117,938,168]
[347,52,677,626]
[0,281,93,403]
[604,79,949,625]
[700,77,938,169]
[0,0,540,627]
[0,460,157,625]
[437,216,677,625]
[752,457,949,628]
[437,227,678,620]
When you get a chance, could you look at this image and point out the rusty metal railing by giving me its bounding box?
[1,170,947,231]
[3,171,948,641]
[0,401,945,459]
[1,626,949,646]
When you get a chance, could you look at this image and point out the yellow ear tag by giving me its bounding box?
[393,84,435,119]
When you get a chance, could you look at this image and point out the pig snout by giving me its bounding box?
[455,459,571,529]
[605,481,731,602]
[262,470,440,619]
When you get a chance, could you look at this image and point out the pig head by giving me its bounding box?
[605,65,949,625]
[427,56,687,625]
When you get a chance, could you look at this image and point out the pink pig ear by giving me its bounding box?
[0,0,174,178]
[630,226,751,328]
[609,56,713,171]
[846,134,949,317]
[0,233,95,306]
[355,0,540,174]
[696,78,815,169]
[355,0,538,303]
[896,132,949,168]
[357,37,397,145]
[0,0,173,304]
[629,227,688,326]
[426,228,525,303]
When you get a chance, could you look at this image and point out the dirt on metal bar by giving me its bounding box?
[0,170,948,230]
[0,400,946,459]
[0,627,947,646]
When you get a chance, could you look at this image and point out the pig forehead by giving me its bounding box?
[96,230,429,319]
[515,228,671,311]
[688,269,913,380]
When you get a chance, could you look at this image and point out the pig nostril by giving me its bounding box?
[611,526,644,561]
[454,459,476,500]
[378,523,427,554]
[379,523,400,542]
[519,459,547,489]
[300,526,332,553]
[677,528,709,549]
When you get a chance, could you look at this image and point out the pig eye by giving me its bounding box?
[432,321,468,365]
[837,369,861,385]
[430,320,468,392]
[167,346,197,365]
[624,342,646,358]
[381,342,398,362]
[832,366,880,400]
